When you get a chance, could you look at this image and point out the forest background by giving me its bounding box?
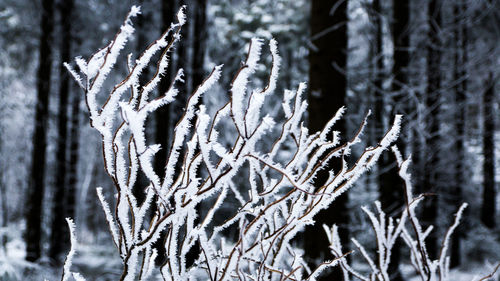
[0,0,499,280]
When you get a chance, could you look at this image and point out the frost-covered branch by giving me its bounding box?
[61,218,83,281]
[64,6,406,281]
[324,147,468,281]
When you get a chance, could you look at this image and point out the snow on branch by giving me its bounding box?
[62,5,468,281]
[323,148,469,281]
[61,218,83,281]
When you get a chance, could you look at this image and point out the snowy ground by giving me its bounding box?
[1,235,499,280]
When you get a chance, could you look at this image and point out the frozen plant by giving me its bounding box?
[324,147,469,281]
[61,6,402,281]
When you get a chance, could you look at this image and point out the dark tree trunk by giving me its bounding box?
[154,0,177,266]
[49,0,74,262]
[371,0,385,140]
[176,0,190,100]
[422,0,442,259]
[191,0,207,91]
[450,0,468,268]
[25,0,54,262]
[374,0,408,279]
[66,85,80,228]
[172,1,190,177]
[86,161,100,238]
[155,0,177,179]
[481,74,496,228]
[390,0,411,128]
[133,0,152,205]
[305,0,348,279]
[0,141,6,251]
[184,0,207,268]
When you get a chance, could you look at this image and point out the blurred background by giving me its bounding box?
[0,0,499,279]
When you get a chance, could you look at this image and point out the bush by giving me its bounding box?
[59,6,479,281]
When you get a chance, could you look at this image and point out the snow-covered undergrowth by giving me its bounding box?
[52,6,497,281]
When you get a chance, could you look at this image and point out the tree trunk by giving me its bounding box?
[191,0,207,91]
[305,0,348,279]
[371,0,385,141]
[172,2,190,184]
[481,74,496,228]
[25,0,54,262]
[423,0,442,259]
[133,0,152,205]
[176,1,190,99]
[155,0,177,179]
[66,83,80,230]
[375,0,408,279]
[49,0,74,262]
[0,140,6,252]
[184,0,207,268]
[450,0,468,268]
[154,0,177,266]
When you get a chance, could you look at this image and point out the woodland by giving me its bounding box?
[0,0,499,280]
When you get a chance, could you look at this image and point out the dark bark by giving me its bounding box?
[184,0,207,268]
[176,8,190,101]
[66,85,80,228]
[305,0,348,279]
[154,0,177,266]
[481,75,496,228]
[0,141,6,251]
[374,0,408,279]
[450,0,468,268]
[49,0,74,262]
[371,0,385,140]
[422,0,442,259]
[86,161,100,237]
[191,0,207,91]
[172,1,190,177]
[285,48,294,90]
[155,0,176,180]
[25,0,54,262]
[133,0,152,205]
